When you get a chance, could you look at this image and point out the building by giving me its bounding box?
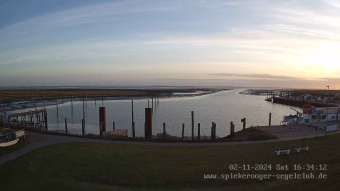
[301,106,340,124]
[282,106,340,132]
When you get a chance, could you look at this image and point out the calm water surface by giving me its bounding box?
[42,89,297,137]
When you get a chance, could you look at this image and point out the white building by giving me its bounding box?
[302,107,340,124]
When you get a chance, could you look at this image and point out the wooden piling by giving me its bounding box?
[145,108,153,140]
[99,107,106,136]
[81,118,85,136]
[182,123,185,140]
[132,122,135,138]
[163,122,166,138]
[44,110,48,130]
[112,120,116,131]
[131,99,135,138]
[64,118,68,134]
[56,100,59,128]
[211,122,216,140]
[241,118,246,130]
[70,98,74,124]
[82,97,85,124]
[197,123,201,141]
[191,111,195,141]
[269,112,272,127]
[230,121,235,137]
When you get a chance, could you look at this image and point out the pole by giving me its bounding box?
[131,99,135,138]
[71,97,74,125]
[191,111,194,141]
[132,122,135,138]
[64,118,68,134]
[230,121,235,137]
[81,118,85,136]
[197,123,201,141]
[241,118,246,130]
[44,110,48,130]
[163,122,166,138]
[112,120,115,131]
[56,99,59,128]
[82,97,85,127]
[145,108,153,140]
[182,123,185,140]
[211,122,216,140]
[99,107,106,136]
[269,112,272,127]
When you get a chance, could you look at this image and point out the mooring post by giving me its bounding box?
[99,107,106,136]
[145,108,153,140]
[44,110,48,130]
[163,122,166,138]
[132,122,136,138]
[112,120,116,131]
[64,118,68,134]
[131,99,135,138]
[211,122,216,140]
[71,97,74,124]
[81,118,85,136]
[82,97,85,125]
[241,118,246,130]
[191,111,195,141]
[197,123,201,141]
[56,99,59,128]
[182,123,185,140]
[269,112,272,127]
[230,121,235,137]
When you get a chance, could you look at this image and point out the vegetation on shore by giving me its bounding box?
[0,88,219,103]
[0,133,339,191]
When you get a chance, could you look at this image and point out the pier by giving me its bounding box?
[7,109,48,130]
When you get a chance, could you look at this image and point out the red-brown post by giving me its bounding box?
[99,107,106,136]
[145,108,153,140]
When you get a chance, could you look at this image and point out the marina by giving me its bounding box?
[3,89,298,139]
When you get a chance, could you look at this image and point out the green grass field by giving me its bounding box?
[1,133,340,191]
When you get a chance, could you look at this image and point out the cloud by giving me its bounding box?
[209,73,303,80]
[1,0,340,87]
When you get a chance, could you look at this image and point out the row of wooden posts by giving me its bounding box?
[12,96,273,141]
[61,101,273,140]
[61,97,159,137]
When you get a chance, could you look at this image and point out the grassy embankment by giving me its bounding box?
[223,127,277,141]
[0,132,339,191]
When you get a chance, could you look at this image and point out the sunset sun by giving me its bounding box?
[301,43,340,77]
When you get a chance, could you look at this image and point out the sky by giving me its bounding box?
[1,0,340,88]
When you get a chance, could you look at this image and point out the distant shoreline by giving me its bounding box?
[0,88,227,112]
